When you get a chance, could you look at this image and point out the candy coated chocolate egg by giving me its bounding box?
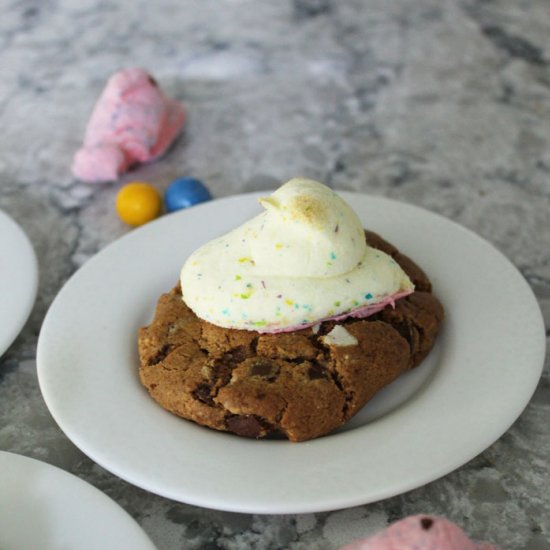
[116,182,162,226]
[164,177,212,212]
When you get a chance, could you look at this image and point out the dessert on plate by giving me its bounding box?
[138,178,444,441]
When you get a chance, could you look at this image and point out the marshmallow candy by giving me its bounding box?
[180,178,414,332]
[72,68,185,182]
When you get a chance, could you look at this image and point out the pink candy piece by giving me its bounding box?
[339,515,499,550]
[72,68,185,182]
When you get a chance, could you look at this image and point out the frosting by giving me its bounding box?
[180,178,414,332]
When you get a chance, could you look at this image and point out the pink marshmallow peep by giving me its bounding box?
[339,515,498,550]
[72,68,185,182]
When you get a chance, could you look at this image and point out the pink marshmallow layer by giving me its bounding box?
[258,289,414,334]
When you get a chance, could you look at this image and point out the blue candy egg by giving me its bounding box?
[164,177,212,212]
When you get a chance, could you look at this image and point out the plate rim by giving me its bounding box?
[0,209,39,357]
[37,191,546,514]
[0,450,156,549]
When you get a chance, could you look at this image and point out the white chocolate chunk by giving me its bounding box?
[320,325,359,347]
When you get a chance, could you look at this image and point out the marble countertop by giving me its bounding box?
[1,0,549,548]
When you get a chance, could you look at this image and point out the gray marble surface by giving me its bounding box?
[1,0,549,548]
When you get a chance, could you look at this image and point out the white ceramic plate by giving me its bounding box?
[0,210,38,356]
[0,451,156,550]
[37,192,545,514]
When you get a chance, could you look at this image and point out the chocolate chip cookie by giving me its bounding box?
[138,230,444,442]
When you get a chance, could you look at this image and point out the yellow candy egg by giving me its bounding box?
[116,182,162,226]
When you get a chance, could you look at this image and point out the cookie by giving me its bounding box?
[138,230,444,442]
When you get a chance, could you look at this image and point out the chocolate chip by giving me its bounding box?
[211,347,251,385]
[193,383,214,406]
[226,415,265,438]
[147,344,172,366]
[307,363,327,380]
[265,428,287,440]
[420,517,434,530]
[249,358,280,380]
[228,346,249,364]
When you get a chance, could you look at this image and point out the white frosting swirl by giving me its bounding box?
[180,178,413,332]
